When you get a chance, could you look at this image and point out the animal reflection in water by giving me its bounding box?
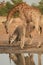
[9,53,35,65]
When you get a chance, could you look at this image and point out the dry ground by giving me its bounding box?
[0,16,9,45]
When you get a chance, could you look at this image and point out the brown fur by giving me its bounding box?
[8,18,26,49]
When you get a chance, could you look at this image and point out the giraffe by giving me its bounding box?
[3,2,41,34]
[2,2,42,48]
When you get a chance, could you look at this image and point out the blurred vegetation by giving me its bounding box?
[0,0,23,16]
[32,0,43,14]
[38,0,43,14]
[0,2,13,16]
[11,0,23,5]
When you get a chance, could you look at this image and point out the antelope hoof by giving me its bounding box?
[20,42,24,49]
[37,44,41,48]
